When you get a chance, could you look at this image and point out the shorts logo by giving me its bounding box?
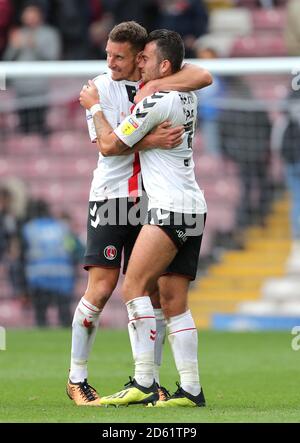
[120,118,139,135]
[104,245,117,260]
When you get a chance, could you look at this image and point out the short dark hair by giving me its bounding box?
[146,29,185,73]
[108,21,148,53]
[26,199,50,219]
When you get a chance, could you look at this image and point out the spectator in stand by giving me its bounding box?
[285,0,300,56]
[0,187,16,262]
[89,12,114,60]
[156,0,208,57]
[11,0,50,22]
[0,185,25,299]
[3,3,61,135]
[59,211,85,270]
[0,0,13,59]
[102,0,159,32]
[22,200,76,327]
[50,0,91,60]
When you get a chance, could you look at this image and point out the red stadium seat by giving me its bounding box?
[206,204,237,233]
[230,33,287,57]
[252,8,287,31]
[203,178,241,207]
[4,134,46,154]
[47,131,92,155]
[0,299,35,327]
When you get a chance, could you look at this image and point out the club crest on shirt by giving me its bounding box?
[104,245,117,260]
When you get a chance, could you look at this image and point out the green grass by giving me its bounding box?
[0,329,299,423]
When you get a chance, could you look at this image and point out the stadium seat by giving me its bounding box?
[0,159,10,176]
[237,300,280,316]
[0,299,35,327]
[47,107,68,131]
[205,204,236,233]
[4,134,46,154]
[209,8,253,36]
[194,153,227,178]
[244,74,289,100]
[194,33,236,58]
[47,131,93,155]
[230,33,287,57]
[262,276,300,301]
[209,178,241,206]
[236,0,257,7]
[280,302,300,316]
[252,8,287,31]
[199,229,215,258]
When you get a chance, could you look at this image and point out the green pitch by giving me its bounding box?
[0,329,299,423]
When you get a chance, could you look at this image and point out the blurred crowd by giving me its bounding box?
[0,181,85,327]
[0,0,292,63]
[0,0,210,61]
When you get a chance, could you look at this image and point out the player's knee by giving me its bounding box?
[122,276,147,302]
[160,290,175,307]
[159,292,178,318]
[84,280,114,308]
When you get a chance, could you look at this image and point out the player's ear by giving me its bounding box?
[136,51,143,64]
[161,59,171,75]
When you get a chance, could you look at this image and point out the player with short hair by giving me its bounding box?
[89,30,208,407]
[69,22,212,406]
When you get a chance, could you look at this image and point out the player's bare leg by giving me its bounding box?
[123,225,178,300]
[100,225,177,406]
[67,266,119,405]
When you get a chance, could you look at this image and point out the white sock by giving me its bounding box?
[126,296,156,388]
[153,308,167,386]
[70,297,101,383]
[167,310,201,396]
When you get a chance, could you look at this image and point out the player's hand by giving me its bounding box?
[79,80,100,110]
[150,121,185,149]
[134,82,157,104]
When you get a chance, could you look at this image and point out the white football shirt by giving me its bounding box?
[86,72,143,201]
[115,91,207,214]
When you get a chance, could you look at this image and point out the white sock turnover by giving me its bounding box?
[167,310,201,396]
[70,297,101,383]
[126,296,156,388]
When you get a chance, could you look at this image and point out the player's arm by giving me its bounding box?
[79,81,183,156]
[93,111,182,157]
[135,63,213,103]
[92,110,128,156]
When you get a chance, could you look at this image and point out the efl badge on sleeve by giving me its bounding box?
[121,118,139,135]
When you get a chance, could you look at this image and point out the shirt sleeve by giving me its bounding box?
[85,76,118,143]
[114,92,171,148]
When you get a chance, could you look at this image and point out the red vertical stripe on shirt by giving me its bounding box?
[128,83,143,197]
[128,152,141,197]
